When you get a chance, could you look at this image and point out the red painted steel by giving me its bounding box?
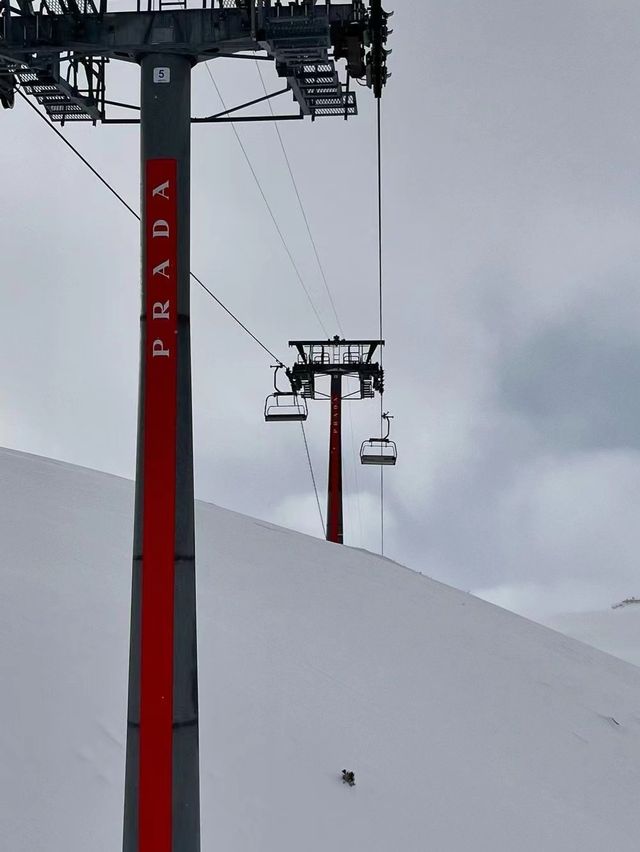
[326,374,343,543]
[139,158,178,852]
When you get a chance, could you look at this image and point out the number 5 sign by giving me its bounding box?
[153,67,171,83]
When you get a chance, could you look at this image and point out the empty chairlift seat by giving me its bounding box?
[360,412,397,465]
[264,392,308,422]
[264,364,308,422]
[360,437,397,465]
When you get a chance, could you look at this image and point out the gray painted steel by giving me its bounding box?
[1,5,368,122]
[123,53,199,852]
[1,6,358,62]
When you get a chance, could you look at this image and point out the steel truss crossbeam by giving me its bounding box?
[0,1,390,122]
[288,336,385,400]
[102,86,303,124]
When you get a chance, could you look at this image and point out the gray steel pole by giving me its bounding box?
[123,53,200,852]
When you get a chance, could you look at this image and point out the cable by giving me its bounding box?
[204,63,330,337]
[189,271,281,363]
[18,86,328,533]
[18,92,139,219]
[18,90,283,365]
[255,62,343,336]
[377,100,384,347]
[202,64,332,533]
[376,98,385,557]
[300,421,325,534]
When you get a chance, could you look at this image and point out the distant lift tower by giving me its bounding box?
[0,2,391,851]
[289,336,384,543]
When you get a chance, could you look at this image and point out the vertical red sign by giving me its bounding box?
[327,377,343,543]
[139,158,178,852]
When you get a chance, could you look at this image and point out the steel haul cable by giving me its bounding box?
[254,61,343,336]
[204,63,330,338]
[300,421,325,531]
[17,92,281,364]
[376,99,385,557]
[18,88,326,535]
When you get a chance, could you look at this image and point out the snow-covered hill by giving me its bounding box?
[547,605,640,669]
[3,446,640,851]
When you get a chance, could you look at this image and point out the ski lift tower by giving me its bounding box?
[289,336,384,543]
[1,2,391,851]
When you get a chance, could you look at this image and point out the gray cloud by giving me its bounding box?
[500,316,640,452]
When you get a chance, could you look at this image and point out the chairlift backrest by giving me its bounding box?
[264,392,308,422]
[360,437,397,466]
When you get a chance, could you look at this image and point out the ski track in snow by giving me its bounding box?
[3,446,640,851]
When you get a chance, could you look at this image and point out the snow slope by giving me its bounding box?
[547,606,640,668]
[3,446,640,852]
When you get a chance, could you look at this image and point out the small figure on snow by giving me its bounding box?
[342,769,355,787]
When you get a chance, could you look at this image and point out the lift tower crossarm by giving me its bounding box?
[2,10,261,59]
[289,338,384,347]
[289,338,384,364]
[0,2,381,121]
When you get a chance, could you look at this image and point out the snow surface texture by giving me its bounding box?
[3,446,640,851]
[547,607,640,669]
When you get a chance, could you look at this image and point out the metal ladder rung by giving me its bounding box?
[49,113,95,122]
[46,102,90,111]
[299,76,339,87]
[23,85,59,94]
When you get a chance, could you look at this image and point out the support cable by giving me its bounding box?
[255,62,343,336]
[300,421,325,534]
[18,88,326,534]
[18,91,282,364]
[189,271,281,363]
[204,64,330,337]
[18,92,139,219]
[376,99,386,556]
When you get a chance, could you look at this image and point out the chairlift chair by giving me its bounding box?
[360,412,397,465]
[360,438,397,465]
[264,393,308,422]
[264,365,308,422]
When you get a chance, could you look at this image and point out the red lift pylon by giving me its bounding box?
[266,336,385,544]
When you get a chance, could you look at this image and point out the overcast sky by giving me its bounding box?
[2,0,640,620]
